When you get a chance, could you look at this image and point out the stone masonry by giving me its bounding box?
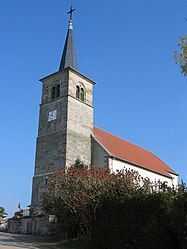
[31,67,95,207]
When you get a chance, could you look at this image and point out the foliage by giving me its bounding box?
[74,158,86,169]
[42,166,150,238]
[42,167,187,249]
[90,185,187,249]
[0,207,7,219]
[59,238,88,249]
[90,193,179,249]
[174,37,187,76]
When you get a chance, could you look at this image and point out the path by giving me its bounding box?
[0,232,60,249]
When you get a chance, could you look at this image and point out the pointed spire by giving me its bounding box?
[59,7,77,71]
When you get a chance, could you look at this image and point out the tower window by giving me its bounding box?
[52,86,56,100]
[76,85,85,102]
[76,85,80,99]
[56,85,60,98]
[80,87,85,101]
[51,85,60,100]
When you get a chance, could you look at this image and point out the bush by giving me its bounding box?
[42,166,187,248]
[42,166,149,238]
[90,193,181,249]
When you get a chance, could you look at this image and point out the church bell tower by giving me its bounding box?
[31,8,95,207]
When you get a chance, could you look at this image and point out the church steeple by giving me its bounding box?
[32,6,95,207]
[59,6,77,71]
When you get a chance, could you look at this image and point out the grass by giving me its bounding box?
[59,238,88,249]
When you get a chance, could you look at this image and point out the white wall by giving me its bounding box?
[109,158,178,188]
[169,173,178,187]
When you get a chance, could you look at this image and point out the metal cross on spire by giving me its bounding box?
[67,6,75,21]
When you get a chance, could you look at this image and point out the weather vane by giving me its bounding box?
[67,6,75,21]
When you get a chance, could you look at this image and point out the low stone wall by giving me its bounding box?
[0,220,8,232]
[8,215,56,236]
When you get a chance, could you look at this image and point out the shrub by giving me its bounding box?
[42,166,187,249]
[90,193,180,249]
[42,166,149,238]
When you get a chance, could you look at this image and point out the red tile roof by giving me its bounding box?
[93,127,178,178]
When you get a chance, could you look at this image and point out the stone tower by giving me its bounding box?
[31,10,95,207]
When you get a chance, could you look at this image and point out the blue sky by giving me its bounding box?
[1,0,187,217]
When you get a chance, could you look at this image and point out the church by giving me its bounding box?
[31,8,178,208]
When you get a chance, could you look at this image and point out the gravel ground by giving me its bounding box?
[0,232,60,249]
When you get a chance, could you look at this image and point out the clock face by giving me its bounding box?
[48,110,57,122]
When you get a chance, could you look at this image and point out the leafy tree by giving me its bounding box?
[0,207,7,221]
[174,37,187,76]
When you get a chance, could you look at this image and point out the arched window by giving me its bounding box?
[76,85,80,99]
[52,86,56,100]
[80,87,85,101]
[76,84,85,102]
[51,85,60,100]
[56,85,60,98]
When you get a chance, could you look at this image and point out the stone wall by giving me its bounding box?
[31,67,95,207]
[66,69,94,167]
[0,220,8,232]
[32,70,69,206]
[8,215,56,236]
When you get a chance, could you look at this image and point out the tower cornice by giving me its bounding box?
[39,67,96,85]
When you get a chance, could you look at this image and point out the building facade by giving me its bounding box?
[92,127,178,187]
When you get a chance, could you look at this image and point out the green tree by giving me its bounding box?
[174,37,187,76]
[0,207,7,221]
